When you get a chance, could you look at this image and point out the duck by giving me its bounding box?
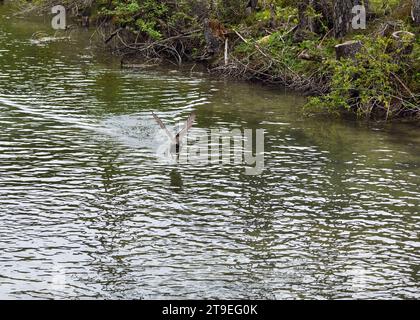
[152,111,196,154]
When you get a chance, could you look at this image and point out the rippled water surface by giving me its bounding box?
[0,4,419,299]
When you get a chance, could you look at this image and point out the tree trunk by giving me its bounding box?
[245,0,258,15]
[298,0,315,33]
[294,0,333,41]
[203,18,226,54]
[413,0,420,25]
[314,0,334,31]
[392,31,415,56]
[333,0,369,38]
[249,0,258,10]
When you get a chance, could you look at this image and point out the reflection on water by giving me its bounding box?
[0,3,419,299]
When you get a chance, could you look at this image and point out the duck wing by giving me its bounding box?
[152,112,174,142]
[176,111,196,142]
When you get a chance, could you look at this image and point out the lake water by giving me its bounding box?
[0,3,419,299]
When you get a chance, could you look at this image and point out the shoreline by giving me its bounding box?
[16,0,420,122]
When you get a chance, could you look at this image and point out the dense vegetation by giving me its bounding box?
[24,0,420,120]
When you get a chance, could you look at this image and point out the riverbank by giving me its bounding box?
[18,0,420,121]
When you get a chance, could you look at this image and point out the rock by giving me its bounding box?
[334,40,363,60]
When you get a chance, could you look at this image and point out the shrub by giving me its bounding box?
[306,35,419,119]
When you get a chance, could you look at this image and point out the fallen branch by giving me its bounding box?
[104,27,123,44]
[391,72,416,100]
